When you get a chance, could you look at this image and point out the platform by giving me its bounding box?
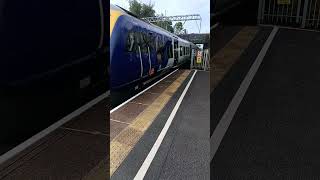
[211,25,320,178]
[110,69,210,179]
[0,95,109,179]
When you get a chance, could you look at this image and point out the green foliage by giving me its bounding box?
[153,14,174,33]
[129,0,155,18]
[173,22,185,34]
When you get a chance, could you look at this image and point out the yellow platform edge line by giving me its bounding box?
[211,26,259,93]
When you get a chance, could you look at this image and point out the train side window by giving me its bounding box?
[180,46,182,56]
[126,32,135,52]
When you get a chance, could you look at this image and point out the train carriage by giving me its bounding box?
[110,4,199,90]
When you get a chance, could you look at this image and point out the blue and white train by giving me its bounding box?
[110,4,200,90]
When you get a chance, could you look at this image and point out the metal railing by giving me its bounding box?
[191,49,210,71]
[258,0,320,30]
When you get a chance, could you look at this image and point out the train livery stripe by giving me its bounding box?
[110,9,124,37]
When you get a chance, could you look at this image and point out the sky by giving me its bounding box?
[110,0,210,34]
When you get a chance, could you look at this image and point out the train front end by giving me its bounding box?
[110,5,142,90]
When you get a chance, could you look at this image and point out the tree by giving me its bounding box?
[157,21,174,33]
[173,22,185,34]
[129,0,155,18]
[154,13,174,33]
[128,0,174,33]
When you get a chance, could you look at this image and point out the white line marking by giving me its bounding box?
[110,69,179,113]
[210,26,279,162]
[134,70,198,180]
[211,23,219,30]
[110,119,131,125]
[259,24,320,33]
[0,91,109,165]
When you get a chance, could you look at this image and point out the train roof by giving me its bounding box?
[110,4,125,13]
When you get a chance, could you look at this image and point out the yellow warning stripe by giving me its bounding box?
[110,9,124,37]
[110,70,191,176]
[211,26,259,93]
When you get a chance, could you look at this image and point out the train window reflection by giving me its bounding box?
[126,32,135,52]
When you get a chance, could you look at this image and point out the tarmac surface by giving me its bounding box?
[211,26,320,178]
[111,70,210,179]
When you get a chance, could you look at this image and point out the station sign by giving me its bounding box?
[197,51,202,57]
[197,57,202,64]
[196,51,202,64]
[277,0,290,5]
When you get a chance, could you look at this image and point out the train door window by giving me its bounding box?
[156,35,161,52]
[180,46,182,56]
[160,36,164,50]
[155,36,158,51]
[168,41,173,58]
[126,32,135,52]
[174,43,178,54]
[148,33,155,51]
[140,32,148,53]
[156,36,159,51]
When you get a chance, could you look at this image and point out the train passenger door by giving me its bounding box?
[155,35,164,71]
[166,39,174,68]
[123,31,142,84]
[137,31,150,78]
[147,32,156,76]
